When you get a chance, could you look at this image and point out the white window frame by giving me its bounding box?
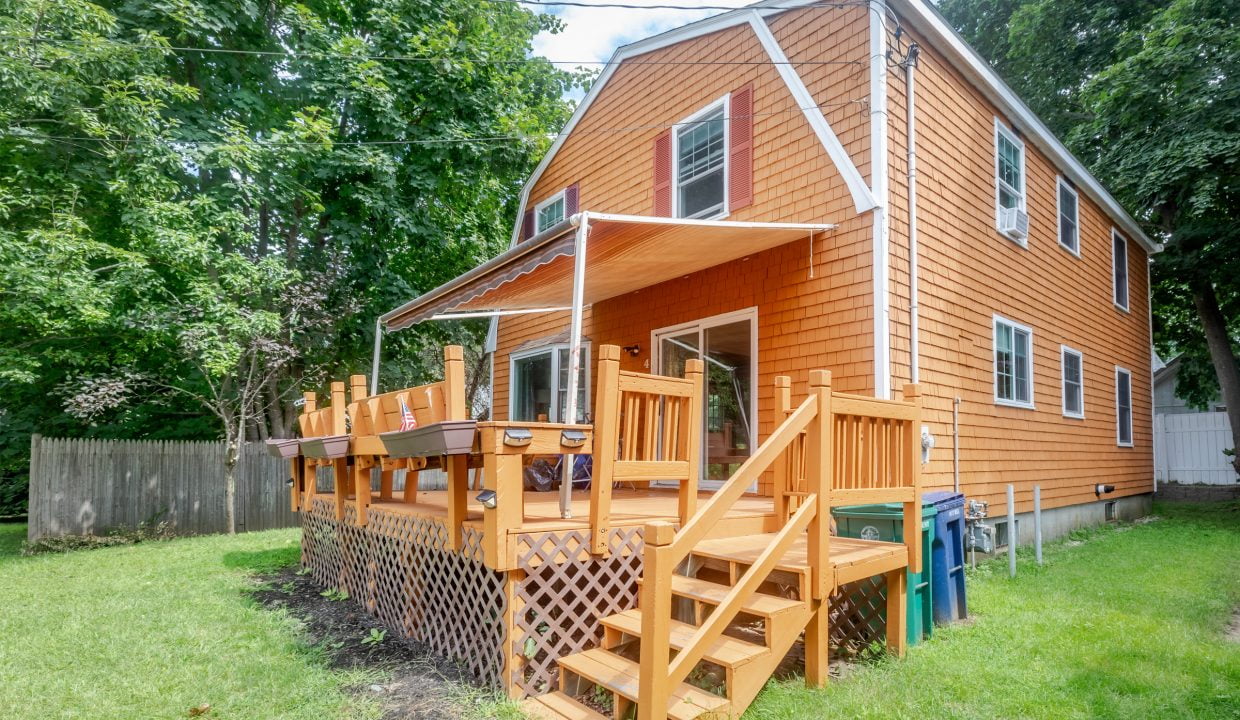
[508,343,591,424]
[993,118,1026,241]
[651,306,758,490]
[1060,345,1084,419]
[1115,366,1134,447]
[993,314,1035,409]
[1056,176,1080,257]
[672,94,730,221]
[1112,229,1130,312]
[534,190,567,235]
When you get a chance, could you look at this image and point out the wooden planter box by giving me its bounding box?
[300,435,351,459]
[264,438,302,459]
[380,420,478,458]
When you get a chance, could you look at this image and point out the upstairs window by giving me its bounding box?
[1116,367,1133,446]
[1057,177,1080,256]
[1112,230,1130,311]
[1061,346,1084,419]
[994,315,1034,408]
[535,191,566,234]
[675,100,727,219]
[995,121,1025,218]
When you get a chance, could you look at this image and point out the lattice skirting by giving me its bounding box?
[513,528,645,696]
[829,575,889,657]
[300,499,508,686]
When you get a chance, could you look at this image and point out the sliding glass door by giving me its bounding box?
[653,308,756,488]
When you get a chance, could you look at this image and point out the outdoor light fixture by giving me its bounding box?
[475,489,498,509]
[560,429,587,448]
[622,344,641,357]
[503,428,532,447]
[285,477,295,487]
[1094,483,1115,496]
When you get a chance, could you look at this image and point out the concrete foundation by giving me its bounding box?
[989,493,1153,549]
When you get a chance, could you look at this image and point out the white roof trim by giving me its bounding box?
[508,0,869,246]
[891,0,1159,254]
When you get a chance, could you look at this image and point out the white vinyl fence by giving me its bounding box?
[1154,411,1237,486]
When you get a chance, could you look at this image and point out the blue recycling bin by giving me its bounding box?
[923,491,967,624]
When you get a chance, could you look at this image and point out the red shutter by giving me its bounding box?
[728,83,754,211]
[565,183,579,216]
[521,209,534,241]
[653,130,672,216]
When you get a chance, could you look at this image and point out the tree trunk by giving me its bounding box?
[224,412,246,534]
[1190,277,1240,476]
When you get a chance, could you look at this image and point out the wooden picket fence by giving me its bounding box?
[26,435,298,541]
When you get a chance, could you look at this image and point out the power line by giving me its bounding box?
[481,0,863,10]
[3,99,868,149]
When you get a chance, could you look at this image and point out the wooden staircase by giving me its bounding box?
[524,369,922,720]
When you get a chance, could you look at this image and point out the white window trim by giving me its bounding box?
[993,118,1026,244]
[651,306,758,490]
[508,342,591,424]
[671,94,730,221]
[534,189,567,234]
[1112,229,1130,313]
[1060,344,1085,419]
[1115,366,1134,447]
[993,313,1035,410]
[1056,176,1081,258]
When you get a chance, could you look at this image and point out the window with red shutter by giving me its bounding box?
[653,130,672,216]
[521,209,534,241]
[565,183,579,216]
[728,83,754,211]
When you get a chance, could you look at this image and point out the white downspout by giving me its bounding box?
[906,43,921,385]
[561,211,590,519]
[870,0,892,399]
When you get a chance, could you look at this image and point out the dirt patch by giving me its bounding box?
[1227,608,1240,644]
[1133,515,1162,525]
[253,569,496,719]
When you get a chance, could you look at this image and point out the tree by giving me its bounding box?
[939,0,1240,475]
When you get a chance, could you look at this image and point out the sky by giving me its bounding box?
[531,0,756,69]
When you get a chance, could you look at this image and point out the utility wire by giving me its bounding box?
[4,99,868,149]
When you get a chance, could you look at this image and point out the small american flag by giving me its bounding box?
[398,399,418,432]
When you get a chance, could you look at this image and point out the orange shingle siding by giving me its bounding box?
[883,28,1153,512]
[494,6,1153,509]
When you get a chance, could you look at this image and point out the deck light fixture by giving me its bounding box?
[560,429,587,448]
[475,489,498,509]
[503,428,532,447]
[622,344,641,357]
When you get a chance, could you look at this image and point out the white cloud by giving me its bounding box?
[532,1,755,67]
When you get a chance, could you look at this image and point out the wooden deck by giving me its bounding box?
[358,487,777,536]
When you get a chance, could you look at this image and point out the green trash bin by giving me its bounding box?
[832,503,936,646]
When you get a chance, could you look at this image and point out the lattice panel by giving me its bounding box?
[300,499,507,685]
[514,528,645,697]
[829,575,888,657]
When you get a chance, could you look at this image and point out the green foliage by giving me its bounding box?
[320,586,349,602]
[0,0,581,512]
[359,628,386,647]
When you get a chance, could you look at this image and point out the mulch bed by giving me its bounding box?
[253,568,492,720]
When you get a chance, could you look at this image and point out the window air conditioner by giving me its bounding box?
[999,206,1029,241]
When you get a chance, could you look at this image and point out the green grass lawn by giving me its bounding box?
[748,501,1240,719]
[0,502,1235,719]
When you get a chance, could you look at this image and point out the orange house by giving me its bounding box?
[383,2,1156,547]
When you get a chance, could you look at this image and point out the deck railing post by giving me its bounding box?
[590,345,622,555]
[349,374,368,402]
[330,382,347,436]
[444,345,467,420]
[680,358,704,525]
[805,370,831,599]
[772,376,792,522]
[902,383,923,574]
[637,521,674,720]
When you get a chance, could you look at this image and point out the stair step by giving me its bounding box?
[691,534,810,573]
[662,575,806,617]
[522,691,608,720]
[600,609,769,668]
[558,648,730,720]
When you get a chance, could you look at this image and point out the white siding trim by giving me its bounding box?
[1112,228,1131,313]
[993,314,1035,410]
[1115,365,1134,447]
[1060,344,1085,419]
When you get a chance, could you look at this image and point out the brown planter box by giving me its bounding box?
[300,434,351,459]
[265,438,302,459]
[381,420,478,458]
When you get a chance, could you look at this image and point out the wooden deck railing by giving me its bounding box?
[590,345,704,554]
[637,371,921,718]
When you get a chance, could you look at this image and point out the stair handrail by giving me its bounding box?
[637,371,834,720]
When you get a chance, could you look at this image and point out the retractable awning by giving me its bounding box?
[380,212,836,331]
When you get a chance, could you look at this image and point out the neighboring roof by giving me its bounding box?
[384,213,835,330]
[507,0,1159,254]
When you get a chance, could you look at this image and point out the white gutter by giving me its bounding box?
[870,0,892,399]
[906,43,921,385]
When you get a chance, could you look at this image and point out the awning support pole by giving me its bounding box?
[561,212,590,520]
[370,318,383,396]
